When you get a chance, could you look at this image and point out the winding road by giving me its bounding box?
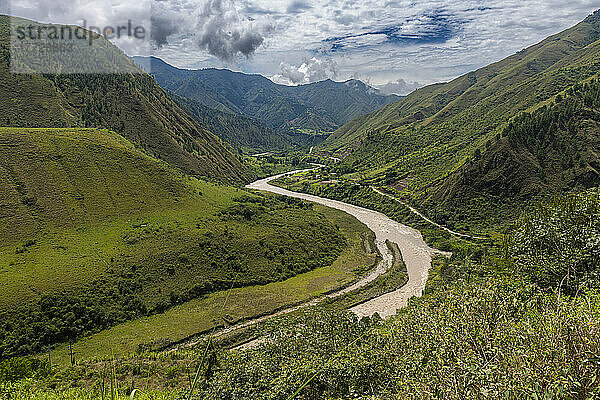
[371,187,487,240]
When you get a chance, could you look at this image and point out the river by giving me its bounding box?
[169,168,445,352]
[247,168,446,318]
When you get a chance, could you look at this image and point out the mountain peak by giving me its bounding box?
[344,79,369,89]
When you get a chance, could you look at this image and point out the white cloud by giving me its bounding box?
[271,57,337,85]
[242,0,600,85]
[7,0,600,85]
[376,79,423,96]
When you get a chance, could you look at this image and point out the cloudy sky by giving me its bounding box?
[5,0,600,93]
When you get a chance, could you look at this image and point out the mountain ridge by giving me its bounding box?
[170,92,307,153]
[132,56,400,134]
[320,9,600,229]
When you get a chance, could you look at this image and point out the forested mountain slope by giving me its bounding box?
[0,15,251,183]
[428,78,600,228]
[170,93,307,153]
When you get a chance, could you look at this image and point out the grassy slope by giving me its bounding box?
[282,108,338,134]
[0,15,250,183]
[323,12,600,194]
[47,203,375,364]
[0,128,372,359]
[0,128,186,245]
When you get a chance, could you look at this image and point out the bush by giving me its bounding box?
[0,357,49,382]
[511,189,600,292]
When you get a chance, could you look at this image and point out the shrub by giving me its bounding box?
[0,357,49,382]
[511,189,600,293]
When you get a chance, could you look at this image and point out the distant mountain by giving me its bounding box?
[170,93,308,153]
[0,15,251,183]
[321,10,600,229]
[132,56,400,134]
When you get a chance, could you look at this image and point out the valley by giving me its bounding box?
[133,56,399,154]
[0,127,375,362]
[1,6,600,400]
[319,10,600,232]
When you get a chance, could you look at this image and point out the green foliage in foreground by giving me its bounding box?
[0,357,49,383]
[11,269,600,399]
[201,283,599,399]
[511,189,600,293]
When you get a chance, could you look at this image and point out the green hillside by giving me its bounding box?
[427,77,600,229]
[323,10,600,203]
[290,79,399,128]
[133,56,399,135]
[9,189,600,399]
[0,128,186,245]
[0,15,251,183]
[0,128,361,359]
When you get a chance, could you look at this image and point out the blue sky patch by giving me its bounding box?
[323,10,462,53]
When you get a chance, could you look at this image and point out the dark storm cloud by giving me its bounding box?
[196,0,272,61]
[151,13,183,47]
[145,0,272,60]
